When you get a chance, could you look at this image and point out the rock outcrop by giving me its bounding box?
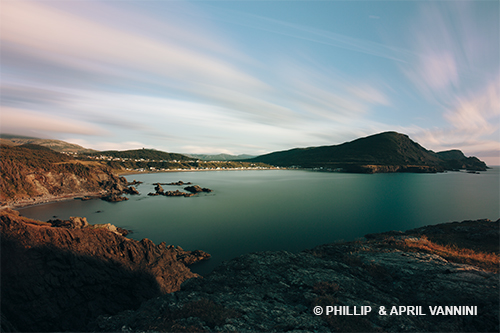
[184,185,213,193]
[167,181,192,186]
[96,219,499,332]
[0,144,135,208]
[148,183,212,197]
[123,186,140,195]
[0,209,210,332]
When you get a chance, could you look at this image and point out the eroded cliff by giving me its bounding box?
[0,144,129,207]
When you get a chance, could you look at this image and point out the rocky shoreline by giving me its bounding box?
[3,190,106,209]
[1,209,497,332]
[0,209,210,332]
[95,219,499,332]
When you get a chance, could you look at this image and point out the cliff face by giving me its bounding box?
[96,219,499,333]
[0,144,128,207]
[0,209,210,332]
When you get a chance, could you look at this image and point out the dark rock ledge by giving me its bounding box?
[148,182,213,197]
[101,180,140,202]
[96,219,499,333]
[0,209,210,332]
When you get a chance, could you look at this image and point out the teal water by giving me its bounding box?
[19,168,500,275]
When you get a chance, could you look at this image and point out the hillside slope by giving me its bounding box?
[87,148,192,161]
[187,153,256,161]
[250,132,487,172]
[0,144,127,206]
[1,135,97,153]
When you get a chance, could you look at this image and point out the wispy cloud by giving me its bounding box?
[1,0,496,159]
[201,6,411,63]
[398,2,499,158]
[2,1,265,91]
[444,80,500,134]
[0,107,105,136]
[66,138,146,151]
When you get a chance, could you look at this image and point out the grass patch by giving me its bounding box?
[1,209,51,227]
[391,236,499,273]
[408,220,499,254]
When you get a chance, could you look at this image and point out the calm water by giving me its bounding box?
[19,168,500,275]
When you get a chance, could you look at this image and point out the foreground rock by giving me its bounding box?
[96,219,499,332]
[0,209,210,332]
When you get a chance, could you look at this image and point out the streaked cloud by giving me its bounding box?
[0,0,497,159]
[202,6,411,63]
[397,2,499,159]
[444,80,500,134]
[0,107,105,136]
[1,0,268,105]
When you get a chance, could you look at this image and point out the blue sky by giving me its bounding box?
[1,0,499,164]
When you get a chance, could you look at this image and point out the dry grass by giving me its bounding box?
[1,208,51,227]
[392,236,499,273]
[53,160,103,166]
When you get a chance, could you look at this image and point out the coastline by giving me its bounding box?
[1,190,106,210]
[114,167,279,176]
[3,168,281,209]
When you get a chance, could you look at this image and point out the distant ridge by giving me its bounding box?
[87,148,192,161]
[250,131,487,173]
[1,135,97,154]
[186,153,256,161]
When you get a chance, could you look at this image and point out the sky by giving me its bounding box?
[1,0,499,165]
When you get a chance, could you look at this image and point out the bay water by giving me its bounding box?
[19,168,500,275]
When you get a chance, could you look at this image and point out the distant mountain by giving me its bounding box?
[87,149,192,161]
[250,131,487,173]
[1,135,97,154]
[186,153,256,161]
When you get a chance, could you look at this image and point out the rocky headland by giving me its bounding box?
[0,209,210,332]
[250,131,488,173]
[95,219,499,332]
[0,144,140,207]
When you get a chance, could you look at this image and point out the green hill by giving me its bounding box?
[87,149,192,161]
[250,132,487,173]
[186,153,256,161]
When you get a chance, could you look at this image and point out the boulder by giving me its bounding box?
[184,185,203,193]
[49,216,89,229]
[123,186,139,195]
[101,194,128,202]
